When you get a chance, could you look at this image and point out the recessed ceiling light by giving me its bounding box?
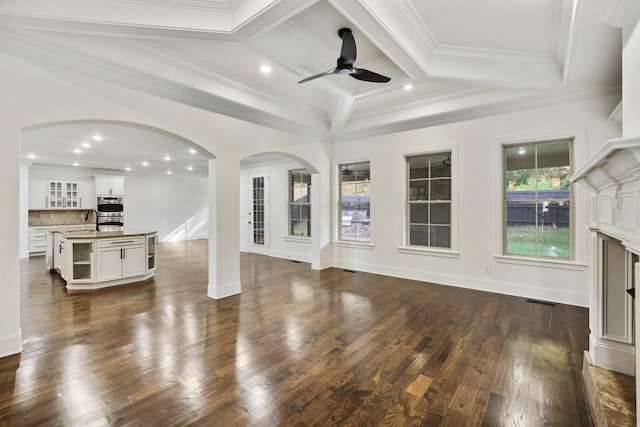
[73,149,82,154]
[73,162,79,167]
[189,148,196,154]
[518,147,526,154]
[142,161,149,166]
[82,142,91,148]
[167,170,172,175]
[125,167,131,172]
[164,156,171,161]
[187,166,193,171]
[260,64,272,74]
[404,84,413,91]
[27,153,36,159]
[92,135,103,141]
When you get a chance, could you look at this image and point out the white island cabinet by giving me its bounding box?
[53,228,156,290]
[96,236,145,282]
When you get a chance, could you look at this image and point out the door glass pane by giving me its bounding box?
[252,177,265,246]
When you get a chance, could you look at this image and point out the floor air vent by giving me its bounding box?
[526,299,556,307]
[290,260,301,263]
[343,269,357,273]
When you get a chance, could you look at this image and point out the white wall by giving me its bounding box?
[125,173,208,241]
[0,50,316,357]
[28,166,209,242]
[624,13,640,137]
[240,159,313,262]
[328,95,621,307]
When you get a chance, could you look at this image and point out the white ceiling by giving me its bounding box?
[0,0,622,174]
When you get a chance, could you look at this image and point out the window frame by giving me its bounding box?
[501,138,575,261]
[336,160,373,245]
[288,169,311,238]
[399,146,459,256]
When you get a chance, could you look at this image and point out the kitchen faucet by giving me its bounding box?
[85,210,99,231]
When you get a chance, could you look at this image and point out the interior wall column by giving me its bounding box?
[207,156,241,299]
[310,168,333,270]
[0,126,23,357]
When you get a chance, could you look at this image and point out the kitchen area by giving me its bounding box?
[28,173,158,290]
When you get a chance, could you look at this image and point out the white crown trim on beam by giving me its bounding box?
[337,0,566,89]
[0,27,329,139]
[0,0,279,33]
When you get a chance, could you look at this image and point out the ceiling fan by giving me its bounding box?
[298,28,391,84]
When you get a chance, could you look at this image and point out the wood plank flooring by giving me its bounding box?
[1,240,592,426]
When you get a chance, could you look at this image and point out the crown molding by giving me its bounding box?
[609,101,623,125]
[107,0,247,12]
[126,38,325,122]
[334,83,622,142]
[0,28,329,139]
[0,0,278,34]
[346,0,564,89]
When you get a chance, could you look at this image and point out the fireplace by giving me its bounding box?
[571,137,640,422]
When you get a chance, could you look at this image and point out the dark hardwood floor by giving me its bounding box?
[1,240,592,426]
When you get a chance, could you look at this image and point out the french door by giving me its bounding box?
[248,172,270,255]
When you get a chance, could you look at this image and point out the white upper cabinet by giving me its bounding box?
[29,179,95,210]
[29,179,47,209]
[78,181,95,209]
[96,176,125,196]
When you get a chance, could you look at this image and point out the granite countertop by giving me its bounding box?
[53,227,156,239]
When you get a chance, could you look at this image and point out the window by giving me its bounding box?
[339,162,371,242]
[406,152,452,248]
[504,139,572,259]
[289,170,311,237]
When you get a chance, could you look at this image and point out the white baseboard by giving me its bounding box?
[332,258,589,307]
[592,340,635,376]
[312,257,334,270]
[208,280,241,299]
[0,329,23,358]
[269,248,312,263]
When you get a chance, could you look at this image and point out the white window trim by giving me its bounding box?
[283,235,312,243]
[496,131,587,265]
[334,158,374,245]
[398,145,459,255]
[287,169,311,238]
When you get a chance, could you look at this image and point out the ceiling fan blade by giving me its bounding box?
[350,68,391,83]
[338,28,356,66]
[297,68,338,84]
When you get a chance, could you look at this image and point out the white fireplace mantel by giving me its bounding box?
[571,136,640,378]
[571,136,640,254]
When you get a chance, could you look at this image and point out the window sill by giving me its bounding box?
[333,241,375,250]
[283,235,311,243]
[398,246,459,258]
[494,255,587,270]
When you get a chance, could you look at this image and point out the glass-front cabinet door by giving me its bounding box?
[69,240,94,283]
[48,180,65,208]
[65,182,79,208]
[47,180,80,209]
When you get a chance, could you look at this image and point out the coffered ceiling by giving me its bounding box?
[0,0,622,172]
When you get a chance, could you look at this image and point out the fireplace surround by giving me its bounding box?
[571,136,640,419]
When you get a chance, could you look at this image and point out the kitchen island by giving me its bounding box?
[48,227,157,291]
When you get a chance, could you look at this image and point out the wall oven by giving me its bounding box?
[97,196,124,231]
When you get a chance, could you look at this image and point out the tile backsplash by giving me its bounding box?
[29,210,96,227]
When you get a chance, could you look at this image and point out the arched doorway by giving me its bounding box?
[240,151,322,267]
